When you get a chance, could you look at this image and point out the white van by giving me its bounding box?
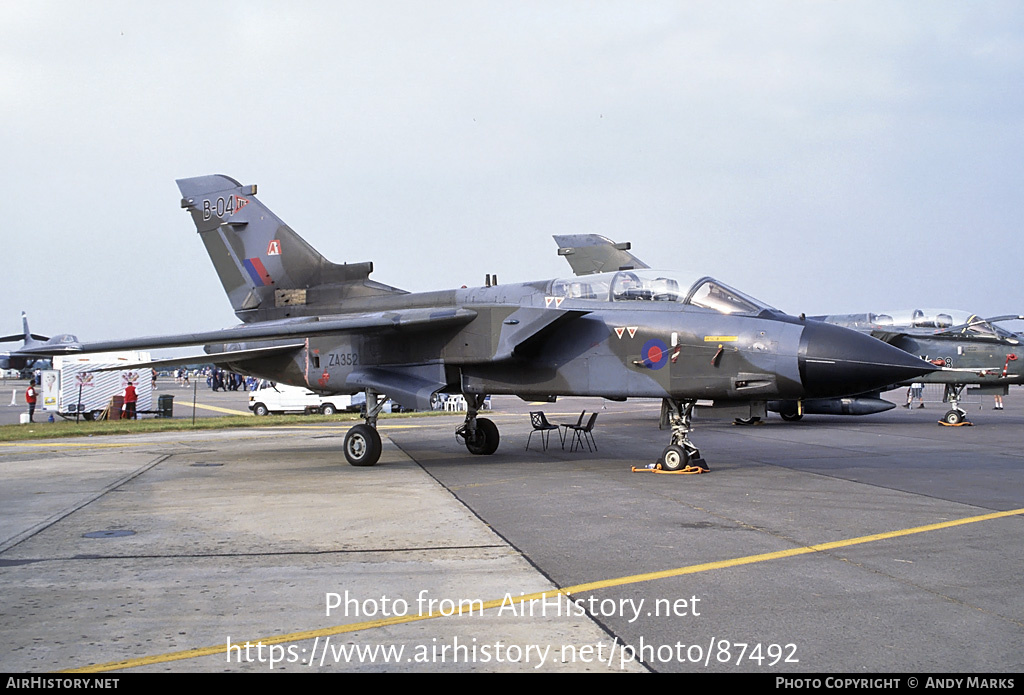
[248,380,354,416]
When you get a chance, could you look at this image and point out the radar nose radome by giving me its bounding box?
[798,320,937,398]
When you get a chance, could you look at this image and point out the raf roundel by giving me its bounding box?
[641,338,669,370]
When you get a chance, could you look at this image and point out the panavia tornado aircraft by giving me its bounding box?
[25,175,935,469]
[0,312,78,374]
[554,235,1021,426]
[804,309,1023,425]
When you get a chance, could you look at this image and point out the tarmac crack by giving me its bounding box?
[628,477,1024,630]
[831,555,1024,630]
[391,436,654,673]
[0,544,509,564]
[0,454,170,555]
[754,457,1022,515]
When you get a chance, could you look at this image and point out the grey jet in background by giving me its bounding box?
[803,309,1023,424]
[0,312,78,375]
[25,175,935,469]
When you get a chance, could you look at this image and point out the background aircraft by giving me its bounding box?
[0,312,78,375]
[25,176,934,469]
[805,309,1023,424]
[554,235,1022,425]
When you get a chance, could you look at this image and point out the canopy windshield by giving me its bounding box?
[547,270,776,315]
[869,309,1018,340]
[870,308,970,329]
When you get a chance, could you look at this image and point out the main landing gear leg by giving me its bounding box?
[455,393,499,455]
[343,388,386,466]
[941,384,971,426]
[658,399,708,471]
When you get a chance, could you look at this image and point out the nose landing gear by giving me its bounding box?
[939,385,972,427]
[657,399,708,472]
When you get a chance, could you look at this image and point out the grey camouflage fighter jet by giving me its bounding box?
[25,175,936,469]
[554,234,1021,426]
[0,312,78,374]
[804,309,1024,425]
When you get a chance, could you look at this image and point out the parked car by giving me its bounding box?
[248,380,355,416]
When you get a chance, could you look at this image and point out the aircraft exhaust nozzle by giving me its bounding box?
[798,321,937,398]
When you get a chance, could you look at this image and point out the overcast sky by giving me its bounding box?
[3,1,1022,345]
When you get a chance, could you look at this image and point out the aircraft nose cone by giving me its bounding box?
[799,321,937,398]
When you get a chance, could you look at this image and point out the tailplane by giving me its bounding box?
[176,175,405,323]
[0,312,48,346]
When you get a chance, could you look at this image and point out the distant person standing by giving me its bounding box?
[905,383,925,408]
[124,381,138,420]
[25,379,37,422]
[994,393,1004,410]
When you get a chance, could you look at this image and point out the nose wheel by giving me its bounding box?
[941,409,968,425]
[657,399,708,471]
[939,385,971,427]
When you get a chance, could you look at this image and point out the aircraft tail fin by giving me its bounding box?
[0,312,48,345]
[554,234,650,276]
[176,175,406,323]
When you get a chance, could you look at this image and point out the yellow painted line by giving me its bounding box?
[63,506,1024,673]
[178,402,253,416]
[541,408,659,418]
[254,424,426,431]
[254,425,353,430]
[565,507,1024,593]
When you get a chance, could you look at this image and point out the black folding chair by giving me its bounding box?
[526,411,561,451]
[559,410,585,448]
[567,412,598,452]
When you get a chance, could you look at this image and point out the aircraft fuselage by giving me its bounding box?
[885,333,1022,386]
[208,279,926,412]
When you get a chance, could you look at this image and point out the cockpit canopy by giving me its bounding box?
[874,308,1016,340]
[547,269,776,316]
[823,308,1020,342]
[870,308,963,329]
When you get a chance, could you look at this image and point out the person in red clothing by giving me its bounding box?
[25,379,37,422]
[124,381,138,420]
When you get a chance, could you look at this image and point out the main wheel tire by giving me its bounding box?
[780,412,803,422]
[943,409,965,425]
[253,403,270,417]
[321,404,337,415]
[661,444,690,471]
[465,417,500,455]
[344,424,382,466]
[733,416,761,425]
